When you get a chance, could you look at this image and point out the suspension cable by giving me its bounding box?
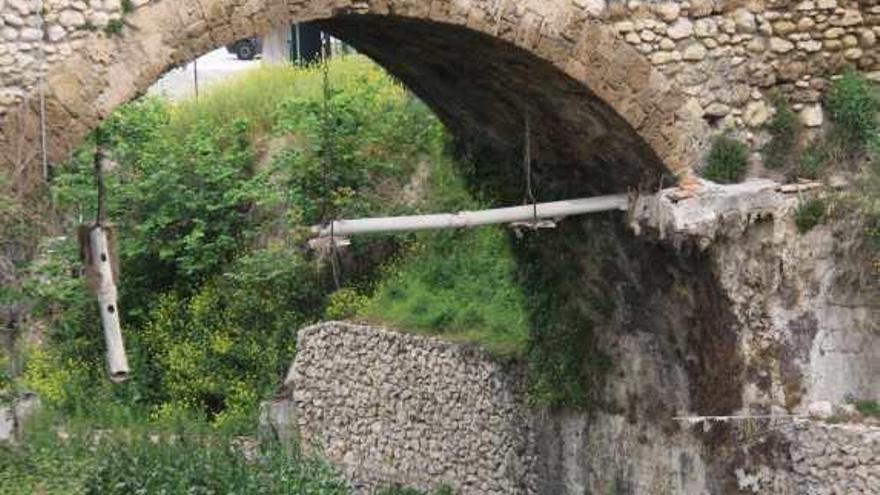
[94,128,106,227]
[36,0,49,181]
[523,110,537,223]
[319,33,331,226]
[318,33,341,290]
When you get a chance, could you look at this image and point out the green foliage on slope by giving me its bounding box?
[363,159,528,357]
[18,56,530,434]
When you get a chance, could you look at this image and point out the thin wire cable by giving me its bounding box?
[36,0,49,181]
[94,128,106,228]
[319,34,341,290]
[319,33,331,226]
[329,222,341,290]
[523,111,537,223]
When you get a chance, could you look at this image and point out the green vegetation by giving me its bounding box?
[11,56,531,437]
[764,98,801,170]
[854,399,880,418]
[364,158,528,357]
[365,227,528,357]
[796,143,828,180]
[818,72,880,268]
[20,57,466,430]
[825,70,880,151]
[703,136,749,184]
[794,198,827,233]
[104,18,124,36]
[0,412,349,495]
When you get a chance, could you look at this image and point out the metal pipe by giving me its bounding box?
[310,194,629,237]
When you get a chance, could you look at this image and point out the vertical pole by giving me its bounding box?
[36,0,48,181]
[295,24,302,65]
[193,58,199,100]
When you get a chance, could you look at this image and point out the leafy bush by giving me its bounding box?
[325,288,369,320]
[764,98,801,170]
[825,70,879,150]
[132,251,324,430]
[703,136,749,184]
[795,198,827,233]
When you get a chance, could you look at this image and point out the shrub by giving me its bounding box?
[130,250,324,430]
[703,136,749,184]
[325,288,369,320]
[795,144,827,180]
[764,99,801,170]
[795,198,827,233]
[826,70,879,150]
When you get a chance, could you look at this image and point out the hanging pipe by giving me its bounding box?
[89,133,130,382]
[88,225,130,382]
[309,194,630,238]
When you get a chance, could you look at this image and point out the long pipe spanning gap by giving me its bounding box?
[310,194,630,237]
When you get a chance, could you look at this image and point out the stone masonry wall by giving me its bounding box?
[613,0,880,143]
[783,420,880,494]
[733,419,880,494]
[0,0,142,109]
[281,321,880,494]
[284,322,535,495]
[633,179,879,412]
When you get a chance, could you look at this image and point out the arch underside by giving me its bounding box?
[319,15,668,194]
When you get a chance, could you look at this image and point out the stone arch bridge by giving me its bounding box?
[0,0,877,194]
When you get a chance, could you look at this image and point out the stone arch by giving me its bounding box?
[0,0,700,195]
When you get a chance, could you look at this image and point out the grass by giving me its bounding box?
[796,144,828,180]
[171,56,401,138]
[361,157,529,358]
[764,98,801,170]
[825,70,879,150]
[854,399,880,418]
[703,136,749,183]
[362,226,528,358]
[795,198,827,233]
[0,411,349,495]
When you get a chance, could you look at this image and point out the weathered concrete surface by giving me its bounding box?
[0,393,40,444]
[634,178,879,411]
